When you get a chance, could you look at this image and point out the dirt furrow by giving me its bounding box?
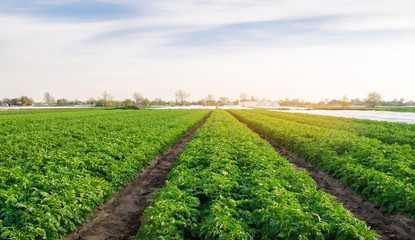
[228,112,415,240]
[64,112,211,240]
[262,136,415,240]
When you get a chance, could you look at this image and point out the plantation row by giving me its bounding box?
[138,110,376,239]
[254,110,415,147]
[229,110,415,219]
[0,109,210,239]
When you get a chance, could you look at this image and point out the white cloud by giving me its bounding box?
[1,0,415,102]
[322,15,415,32]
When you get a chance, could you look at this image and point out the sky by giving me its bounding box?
[1,0,415,102]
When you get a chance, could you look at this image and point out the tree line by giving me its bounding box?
[1,91,413,108]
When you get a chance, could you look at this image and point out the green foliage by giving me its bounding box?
[138,110,376,239]
[230,109,415,219]
[254,110,415,147]
[122,99,136,106]
[0,109,209,239]
[56,99,70,106]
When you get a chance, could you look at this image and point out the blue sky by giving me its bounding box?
[1,0,415,102]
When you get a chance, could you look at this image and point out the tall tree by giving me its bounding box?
[122,99,135,106]
[341,95,350,107]
[219,97,229,105]
[56,99,70,106]
[2,98,10,105]
[20,96,34,106]
[206,94,216,106]
[365,92,382,107]
[133,92,144,105]
[154,98,163,105]
[10,98,21,106]
[43,92,55,105]
[175,89,190,105]
[240,93,248,107]
[96,91,114,106]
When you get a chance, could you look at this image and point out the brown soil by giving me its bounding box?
[258,134,415,240]
[228,111,415,240]
[64,112,211,240]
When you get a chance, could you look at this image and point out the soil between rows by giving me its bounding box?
[64,110,415,240]
[64,112,211,240]
[241,125,415,240]
[271,143,415,240]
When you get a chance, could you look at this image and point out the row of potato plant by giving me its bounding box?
[229,110,415,219]
[253,110,415,186]
[0,109,209,239]
[138,110,376,239]
[254,110,415,148]
[250,110,415,187]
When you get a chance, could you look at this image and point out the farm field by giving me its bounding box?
[274,109,415,124]
[0,109,209,239]
[257,110,415,147]
[138,110,376,239]
[229,110,415,220]
[1,108,415,239]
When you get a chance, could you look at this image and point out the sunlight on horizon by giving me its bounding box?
[0,0,414,102]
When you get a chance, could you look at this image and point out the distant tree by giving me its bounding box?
[133,92,144,105]
[86,98,97,105]
[71,99,82,105]
[365,92,382,107]
[291,98,300,106]
[103,91,113,101]
[218,97,229,106]
[2,98,11,105]
[350,98,363,106]
[153,98,164,105]
[43,92,55,105]
[240,93,248,107]
[20,96,34,106]
[399,98,405,106]
[175,89,190,105]
[10,98,21,106]
[197,98,207,106]
[96,91,114,106]
[122,99,135,106]
[341,95,350,107]
[278,98,289,106]
[142,98,150,106]
[206,94,216,106]
[56,98,70,106]
[388,98,399,106]
[233,99,239,105]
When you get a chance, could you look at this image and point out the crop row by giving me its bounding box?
[0,109,209,239]
[249,110,415,186]
[254,110,415,147]
[229,110,415,219]
[138,110,376,239]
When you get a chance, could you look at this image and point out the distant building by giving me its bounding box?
[328,100,342,106]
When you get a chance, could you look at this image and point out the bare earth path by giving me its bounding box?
[64,112,211,240]
[272,143,415,240]
[248,128,415,240]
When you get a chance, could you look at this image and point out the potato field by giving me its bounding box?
[1,108,414,239]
